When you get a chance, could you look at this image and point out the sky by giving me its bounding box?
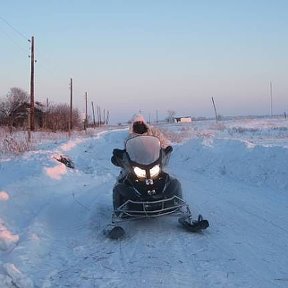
[1,0,288,123]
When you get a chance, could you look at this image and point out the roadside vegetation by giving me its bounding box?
[0,87,111,156]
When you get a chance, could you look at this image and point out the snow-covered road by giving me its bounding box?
[1,119,288,288]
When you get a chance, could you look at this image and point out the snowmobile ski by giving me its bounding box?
[103,224,125,240]
[178,214,209,232]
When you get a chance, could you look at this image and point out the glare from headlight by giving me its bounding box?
[133,166,146,178]
[150,165,160,178]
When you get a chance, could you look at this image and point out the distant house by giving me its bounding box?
[12,102,44,128]
[174,116,192,123]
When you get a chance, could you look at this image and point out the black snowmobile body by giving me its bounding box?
[106,135,209,239]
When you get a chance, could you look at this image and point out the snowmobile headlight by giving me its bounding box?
[150,164,160,178]
[133,166,146,178]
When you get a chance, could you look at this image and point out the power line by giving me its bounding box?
[0,15,29,41]
[1,17,60,79]
[0,15,30,57]
[0,25,28,54]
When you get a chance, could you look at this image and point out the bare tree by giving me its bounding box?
[44,103,82,131]
[0,88,29,130]
[167,110,176,123]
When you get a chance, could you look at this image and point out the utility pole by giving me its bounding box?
[91,101,96,128]
[211,97,218,122]
[69,78,73,132]
[270,81,273,117]
[97,105,101,126]
[106,110,110,125]
[29,36,35,131]
[85,92,88,130]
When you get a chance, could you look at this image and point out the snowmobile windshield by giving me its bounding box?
[125,136,161,165]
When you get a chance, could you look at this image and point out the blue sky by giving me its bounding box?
[1,0,288,123]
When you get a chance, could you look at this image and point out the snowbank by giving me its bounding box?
[175,138,288,190]
[1,264,33,288]
[1,119,288,288]
[44,161,67,180]
[0,220,19,251]
[0,192,9,201]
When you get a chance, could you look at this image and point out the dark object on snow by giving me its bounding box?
[55,155,75,169]
[105,135,209,239]
[178,214,209,232]
[103,224,125,240]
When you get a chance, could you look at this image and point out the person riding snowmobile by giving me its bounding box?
[127,113,171,149]
[111,113,172,167]
[106,114,209,239]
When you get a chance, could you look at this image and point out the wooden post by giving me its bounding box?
[30,36,35,131]
[84,92,88,130]
[98,106,101,126]
[91,101,96,128]
[211,97,218,122]
[106,110,109,125]
[27,108,31,142]
[270,81,273,117]
[70,78,73,131]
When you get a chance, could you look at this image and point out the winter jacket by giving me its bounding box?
[127,127,170,149]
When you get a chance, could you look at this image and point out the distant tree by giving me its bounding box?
[167,110,176,123]
[0,88,29,130]
[43,103,82,131]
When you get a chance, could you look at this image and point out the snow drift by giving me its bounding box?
[1,118,288,288]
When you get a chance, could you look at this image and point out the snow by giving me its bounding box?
[0,192,9,201]
[1,118,288,287]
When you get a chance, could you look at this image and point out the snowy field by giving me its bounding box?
[1,117,288,288]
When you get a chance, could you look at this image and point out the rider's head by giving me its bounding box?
[132,114,148,134]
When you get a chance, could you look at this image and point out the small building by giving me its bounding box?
[174,116,192,123]
[12,102,44,128]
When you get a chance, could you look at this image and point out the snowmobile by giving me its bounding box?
[105,135,209,239]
